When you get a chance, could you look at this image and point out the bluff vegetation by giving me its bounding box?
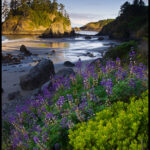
[79,19,114,32]
[97,0,148,41]
[2,0,73,37]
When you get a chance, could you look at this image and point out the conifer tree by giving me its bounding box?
[2,0,9,20]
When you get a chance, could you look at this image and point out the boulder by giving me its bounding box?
[8,91,20,100]
[20,45,32,56]
[98,37,104,40]
[52,50,55,53]
[90,58,103,67]
[85,52,95,57]
[20,59,55,90]
[2,53,21,64]
[85,36,92,39]
[64,61,75,67]
[56,68,75,78]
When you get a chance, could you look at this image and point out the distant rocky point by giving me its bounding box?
[75,19,114,32]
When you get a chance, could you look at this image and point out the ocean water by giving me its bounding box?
[75,31,98,35]
[2,31,97,42]
[2,31,119,65]
[2,35,37,43]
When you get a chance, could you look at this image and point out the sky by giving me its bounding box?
[4,0,148,27]
[57,0,148,27]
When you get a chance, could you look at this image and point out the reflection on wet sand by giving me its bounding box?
[38,42,69,48]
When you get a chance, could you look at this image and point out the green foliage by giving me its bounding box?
[80,19,114,31]
[69,90,148,150]
[99,1,148,40]
[2,52,148,149]
[30,10,52,27]
[7,0,70,28]
[104,41,137,62]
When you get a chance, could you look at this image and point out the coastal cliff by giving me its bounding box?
[2,0,73,37]
[78,19,114,32]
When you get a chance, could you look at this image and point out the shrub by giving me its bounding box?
[2,52,148,149]
[104,40,137,62]
[69,90,148,150]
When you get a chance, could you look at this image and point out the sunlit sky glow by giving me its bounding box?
[4,0,149,27]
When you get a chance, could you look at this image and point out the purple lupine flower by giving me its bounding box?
[23,133,29,141]
[81,93,87,102]
[60,117,67,128]
[87,109,93,116]
[116,57,120,65]
[9,115,16,124]
[43,86,51,99]
[75,58,82,74]
[115,67,124,81]
[101,66,106,74]
[41,107,46,112]
[56,96,65,108]
[64,79,70,89]
[42,133,48,142]
[75,58,82,68]
[121,70,128,80]
[89,88,97,101]
[101,78,113,96]
[100,78,106,86]
[129,78,136,88]
[105,79,113,95]
[87,64,95,77]
[16,105,23,114]
[79,102,88,111]
[67,94,73,102]
[82,72,89,80]
[129,50,136,63]
[46,112,54,119]
[33,136,40,144]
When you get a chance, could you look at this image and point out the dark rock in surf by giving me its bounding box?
[85,36,92,39]
[20,45,32,56]
[98,37,104,40]
[64,61,75,67]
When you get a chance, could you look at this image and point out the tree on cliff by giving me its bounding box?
[59,3,65,15]
[133,0,139,5]
[10,0,19,15]
[119,1,130,15]
[50,0,58,14]
[139,0,145,6]
[2,0,9,20]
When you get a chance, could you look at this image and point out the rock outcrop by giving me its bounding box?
[20,59,55,90]
[64,61,75,67]
[56,68,75,78]
[40,20,74,38]
[20,45,32,56]
[2,53,21,64]
[2,15,73,37]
